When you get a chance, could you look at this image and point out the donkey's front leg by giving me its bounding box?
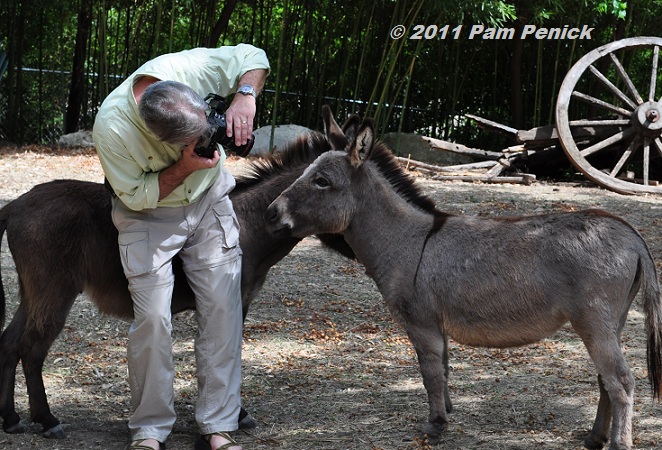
[406,325,451,445]
[442,334,452,414]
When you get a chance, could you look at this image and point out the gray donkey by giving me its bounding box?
[265,110,662,450]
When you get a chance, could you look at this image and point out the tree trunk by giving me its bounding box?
[65,0,93,133]
[509,18,525,130]
[208,0,239,47]
[6,0,26,142]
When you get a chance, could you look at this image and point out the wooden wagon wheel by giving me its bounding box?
[556,36,662,194]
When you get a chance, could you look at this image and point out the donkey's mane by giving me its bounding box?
[368,140,445,217]
[233,131,331,193]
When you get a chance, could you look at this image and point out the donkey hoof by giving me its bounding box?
[419,422,446,446]
[424,433,441,446]
[43,424,66,439]
[584,434,607,450]
[4,421,27,434]
[238,407,258,429]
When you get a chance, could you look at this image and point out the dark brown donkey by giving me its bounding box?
[266,113,662,450]
[0,112,359,439]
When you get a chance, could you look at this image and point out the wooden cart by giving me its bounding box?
[556,36,662,194]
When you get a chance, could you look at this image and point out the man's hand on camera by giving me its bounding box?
[157,140,220,201]
[225,94,256,147]
[182,140,220,170]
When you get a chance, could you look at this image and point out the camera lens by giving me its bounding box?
[220,134,254,157]
[238,135,254,156]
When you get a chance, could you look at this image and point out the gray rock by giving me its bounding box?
[381,132,474,166]
[251,124,311,155]
[58,130,94,147]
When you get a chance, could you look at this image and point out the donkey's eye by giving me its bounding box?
[313,177,330,188]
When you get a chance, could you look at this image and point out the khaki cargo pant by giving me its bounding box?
[111,175,243,443]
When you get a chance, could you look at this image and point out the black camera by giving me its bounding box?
[194,93,254,158]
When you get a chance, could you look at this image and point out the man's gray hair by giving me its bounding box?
[139,80,209,145]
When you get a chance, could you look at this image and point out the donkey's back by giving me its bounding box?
[413,208,662,449]
[0,180,134,324]
[420,209,656,349]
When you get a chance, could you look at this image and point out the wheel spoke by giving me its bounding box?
[643,138,651,186]
[580,127,635,157]
[609,135,640,177]
[654,137,662,158]
[571,91,632,117]
[643,138,650,185]
[588,65,637,109]
[569,119,630,127]
[650,46,660,102]
[609,52,644,105]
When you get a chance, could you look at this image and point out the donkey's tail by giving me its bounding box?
[641,246,662,401]
[0,206,7,330]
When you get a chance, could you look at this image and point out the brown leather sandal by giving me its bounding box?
[129,439,166,450]
[195,431,240,450]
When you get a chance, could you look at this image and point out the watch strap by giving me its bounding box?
[237,84,257,98]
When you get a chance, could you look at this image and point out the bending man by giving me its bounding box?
[93,44,269,450]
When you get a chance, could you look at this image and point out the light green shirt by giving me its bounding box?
[93,44,270,211]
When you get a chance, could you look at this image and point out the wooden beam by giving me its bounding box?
[396,156,496,173]
[517,124,558,144]
[423,136,503,160]
[517,124,626,146]
[432,174,537,185]
[465,114,519,135]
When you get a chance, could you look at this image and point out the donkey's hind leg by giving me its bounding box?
[0,303,28,434]
[578,326,634,450]
[584,375,612,450]
[20,320,70,438]
[19,294,78,439]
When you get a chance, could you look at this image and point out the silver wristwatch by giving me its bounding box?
[237,84,257,98]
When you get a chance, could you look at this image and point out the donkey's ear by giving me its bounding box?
[349,119,375,166]
[321,105,349,150]
[341,114,361,148]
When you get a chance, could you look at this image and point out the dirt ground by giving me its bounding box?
[1,145,662,449]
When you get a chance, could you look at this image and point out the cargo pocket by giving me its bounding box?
[212,201,240,251]
[117,230,151,277]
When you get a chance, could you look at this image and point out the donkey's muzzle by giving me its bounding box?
[265,200,292,237]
